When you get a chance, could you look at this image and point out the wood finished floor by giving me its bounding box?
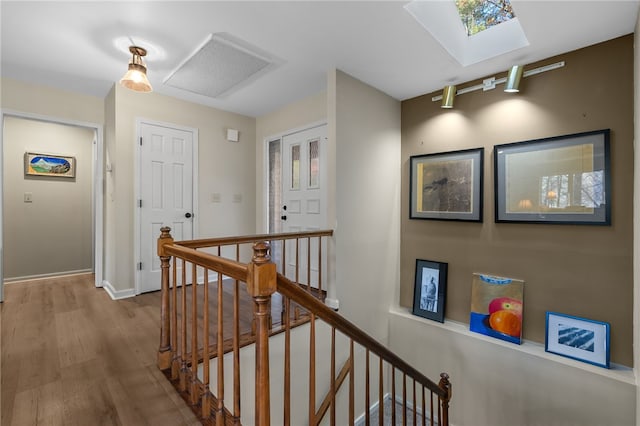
[1,274,200,426]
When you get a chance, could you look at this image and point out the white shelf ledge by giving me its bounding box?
[389,306,636,386]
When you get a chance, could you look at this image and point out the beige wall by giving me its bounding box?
[332,70,401,342]
[3,117,94,279]
[401,35,634,366]
[634,13,640,425]
[105,85,256,292]
[255,91,327,232]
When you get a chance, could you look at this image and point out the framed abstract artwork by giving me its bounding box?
[409,148,484,222]
[546,312,610,368]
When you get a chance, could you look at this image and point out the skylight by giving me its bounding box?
[455,0,516,37]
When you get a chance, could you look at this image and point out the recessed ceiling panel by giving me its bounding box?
[164,33,282,98]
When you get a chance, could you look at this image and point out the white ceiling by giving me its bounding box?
[1,1,639,118]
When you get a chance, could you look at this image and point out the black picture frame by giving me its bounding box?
[412,259,448,323]
[409,148,484,222]
[494,129,611,225]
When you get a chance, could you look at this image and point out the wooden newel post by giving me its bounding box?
[247,241,277,426]
[157,226,174,371]
[438,372,452,426]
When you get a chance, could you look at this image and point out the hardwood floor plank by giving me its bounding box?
[2,274,199,426]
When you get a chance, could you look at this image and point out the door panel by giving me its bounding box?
[140,123,194,293]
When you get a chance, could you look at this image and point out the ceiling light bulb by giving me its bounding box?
[120,46,153,93]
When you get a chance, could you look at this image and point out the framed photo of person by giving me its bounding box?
[412,259,448,323]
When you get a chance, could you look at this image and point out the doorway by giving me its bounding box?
[267,123,327,287]
[0,111,104,302]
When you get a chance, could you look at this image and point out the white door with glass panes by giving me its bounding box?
[281,125,327,288]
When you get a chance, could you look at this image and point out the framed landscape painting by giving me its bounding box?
[410,148,483,221]
[24,152,76,178]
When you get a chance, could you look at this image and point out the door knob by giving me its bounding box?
[185,212,192,218]
[281,215,287,220]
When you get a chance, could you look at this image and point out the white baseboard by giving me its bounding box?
[4,269,93,284]
[103,280,136,300]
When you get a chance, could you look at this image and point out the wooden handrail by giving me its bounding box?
[275,273,448,398]
[163,244,249,282]
[174,229,334,249]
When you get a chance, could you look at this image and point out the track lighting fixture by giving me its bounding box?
[504,65,524,93]
[441,85,456,108]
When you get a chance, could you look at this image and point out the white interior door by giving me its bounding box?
[139,122,194,293]
[281,125,327,287]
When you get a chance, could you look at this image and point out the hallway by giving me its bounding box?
[1,274,199,425]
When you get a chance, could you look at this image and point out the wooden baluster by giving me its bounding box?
[234,245,241,424]
[391,368,396,425]
[330,327,336,426]
[190,263,199,405]
[422,386,426,426]
[295,238,300,285]
[157,227,174,370]
[202,268,211,419]
[349,340,354,426]
[438,373,451,426]
[308,312,316,426]
[283,297,291,426]
[378,357,383,426]
[180,259,188,392]
[306,237,311,293]
[402,373,407,426]
[365,349,370,426]
[171,257,179,379]
[282,239,287,279]
[413,379,417,426]
[430,390,434,426]
[216,270,224,425]
[247,241,277,426]
[318,236,322,294]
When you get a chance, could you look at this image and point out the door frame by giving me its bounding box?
[134,117,199,295]
[262,120,327,233]
[0,109,104,301]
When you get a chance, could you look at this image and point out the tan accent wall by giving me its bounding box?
[401,35,634,366]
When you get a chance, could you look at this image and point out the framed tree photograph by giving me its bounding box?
[410,148,484,221]
[494,129,610,225]
[412,259,448,323]
[545,312,610,368]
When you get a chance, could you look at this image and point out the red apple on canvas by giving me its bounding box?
[488,297,522,319]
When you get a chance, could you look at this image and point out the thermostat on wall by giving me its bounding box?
[226,128,239,142]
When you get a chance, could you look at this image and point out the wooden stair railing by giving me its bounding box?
[156,228,451,426]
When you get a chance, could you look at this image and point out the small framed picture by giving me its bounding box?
[412,259,448,323]
[545,312,610,368]
[24,152,76,178]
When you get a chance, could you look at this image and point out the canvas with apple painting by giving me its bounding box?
[470,273,524,344]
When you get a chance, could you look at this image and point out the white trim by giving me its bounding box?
[325,297,340,310]
[102,280,136,300]
[4,270,93,284]
[134,117,199,295]
[0,109,104,302]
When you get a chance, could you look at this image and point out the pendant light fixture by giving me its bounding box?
[119,46,153,93]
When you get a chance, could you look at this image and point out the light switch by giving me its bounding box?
[211,193,221,203]
[233,193,242,203]
[24,192,33,203]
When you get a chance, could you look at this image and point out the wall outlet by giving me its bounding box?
[211,193,221,203]
[232,193,242,203]
[24,192,33,203]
